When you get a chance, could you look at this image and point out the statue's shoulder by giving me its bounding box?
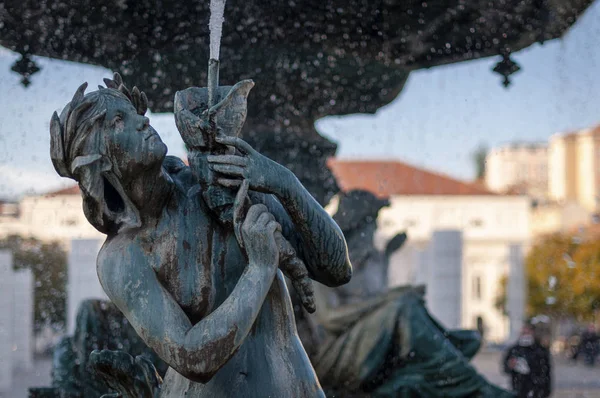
[162,155,195,193]
[97,235,153,302]
[96,238,126,298]
[97,236,133,273]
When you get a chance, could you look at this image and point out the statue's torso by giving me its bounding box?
[118,188,323,396]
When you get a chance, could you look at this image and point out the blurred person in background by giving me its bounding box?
[578,323,599,367]
[568,330,581,362]
[502,323,552,398]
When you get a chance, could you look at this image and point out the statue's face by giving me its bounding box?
[103,97,167,177]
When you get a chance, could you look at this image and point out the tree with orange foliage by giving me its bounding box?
[568,239,600,319]
[525,233,600,321]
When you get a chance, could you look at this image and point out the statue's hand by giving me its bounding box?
[242,204,281,270]
[207,136,289,194]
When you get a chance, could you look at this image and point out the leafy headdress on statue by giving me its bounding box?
[50,73,149,234]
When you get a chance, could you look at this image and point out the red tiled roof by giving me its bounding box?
[328,159,495,198]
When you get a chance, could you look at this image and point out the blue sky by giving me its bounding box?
[1,2,600,199]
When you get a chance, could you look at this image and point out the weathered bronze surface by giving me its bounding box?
[174,81,316,313]
[50,73,352,397]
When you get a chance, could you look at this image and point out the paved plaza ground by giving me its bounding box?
[2,350,600,397]
[473,350,600,398]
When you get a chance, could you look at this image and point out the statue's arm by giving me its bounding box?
[206,136,352,287]
[253,174,352,287]
[97,245,276,384]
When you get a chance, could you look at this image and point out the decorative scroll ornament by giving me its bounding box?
[493,52,521,88]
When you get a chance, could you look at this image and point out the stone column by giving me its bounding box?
[387,242,416,287]
[427,230,463,329]
[0,250,13,391]
[12,269,34,370]
[507,244,526,342]
[413,246,430,286]
[67,239,107,334]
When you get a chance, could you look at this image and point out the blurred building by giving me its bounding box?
[329,159,530,343]
[485,129,600,239]
[0,201,19,220]
[0,186,102,244]
[527,126,600,238]
[0,251,34,393]
[548,126,600,212]
[485,143,548,201]
[530,201,589,238]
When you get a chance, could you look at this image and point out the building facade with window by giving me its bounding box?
[329,159,530,343]
[0,186,102,244]
[485,143,548,201]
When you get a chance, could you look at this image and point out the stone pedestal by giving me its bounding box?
[67,239,107,335]
[12,269,34,370]
[0,250,13,391]
[427,230,463,329]
[507,244,526,342]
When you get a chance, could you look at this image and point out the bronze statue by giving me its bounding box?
[300,190,514,397]
[49,71,513,397]
[50,73,352,397]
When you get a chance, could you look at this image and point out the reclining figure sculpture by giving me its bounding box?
[295,190,514,397]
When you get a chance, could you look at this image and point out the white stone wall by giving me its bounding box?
[507,244,526,342]
[0,194,103,242]
[0,252,35,392]
[462,242,510,342]
[377,195,530,244]
[391,237,513,342]
[377,194,529,343]
[67,239,107,334]
[12,269,33,370]
[0,250,13,391]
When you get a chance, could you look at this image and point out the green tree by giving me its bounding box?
[472,145,488,180]
[568,239,600,318]
[0,235,67,331]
